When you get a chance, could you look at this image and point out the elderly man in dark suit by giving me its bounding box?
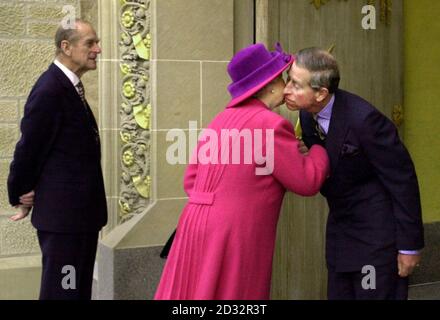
[283,47,424,300]
[7,19,107,300]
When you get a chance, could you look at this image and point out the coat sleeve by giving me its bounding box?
[272,118,329,196]
[359,110,424,250]
[7,89,62,206]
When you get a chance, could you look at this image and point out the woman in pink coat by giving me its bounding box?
[154,43,329,300]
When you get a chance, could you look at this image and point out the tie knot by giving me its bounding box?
[76,81,84,92]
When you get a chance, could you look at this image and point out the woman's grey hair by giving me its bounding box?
[253,73,283,99]
[295,47,340,93]
[54,18,90,55]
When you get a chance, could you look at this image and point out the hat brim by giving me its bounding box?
[226,55,294,109]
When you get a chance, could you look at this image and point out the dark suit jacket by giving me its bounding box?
[8,63,107,233]
[300,89,424,272]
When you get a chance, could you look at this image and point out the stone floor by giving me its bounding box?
[92,280,440,300]
[408,282,440,300]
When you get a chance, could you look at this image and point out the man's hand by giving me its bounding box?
[298,140,309,155]
[10,205,32,221]
[397,253,421,278]
[19,190,35,206]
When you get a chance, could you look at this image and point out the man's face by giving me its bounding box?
[283,62,320,113]
[68,22,101,76]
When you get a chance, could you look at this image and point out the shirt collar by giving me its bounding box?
[317,94,335,120]
[53,59,80,87]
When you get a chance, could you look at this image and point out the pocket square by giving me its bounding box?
[341,143,360,156]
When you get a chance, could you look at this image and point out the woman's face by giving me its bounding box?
[271,76,287,108]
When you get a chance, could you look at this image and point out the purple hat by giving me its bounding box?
[226,43,293,108]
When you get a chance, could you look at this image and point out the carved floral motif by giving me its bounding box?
[119,0,152,223]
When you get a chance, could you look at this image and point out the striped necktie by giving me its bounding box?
[76,81,100,145]
[76,81,88,107]
[313,114,326,141]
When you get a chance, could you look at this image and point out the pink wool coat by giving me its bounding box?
[155,99,329,300]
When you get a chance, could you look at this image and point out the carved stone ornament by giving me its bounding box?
[119,0,152,223]
[369,0,392,25]
[392,104,404,127]
[310,0,330,9]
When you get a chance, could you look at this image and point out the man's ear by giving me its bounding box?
[315,87,329,103]
[60,40,71,56]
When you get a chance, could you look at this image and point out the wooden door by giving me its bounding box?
[255,0,403,299]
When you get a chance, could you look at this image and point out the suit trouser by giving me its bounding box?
[327,263,409,300]
[37,230,98,300]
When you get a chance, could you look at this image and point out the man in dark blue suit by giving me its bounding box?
[7,19,107,300]
[283,48,424,299]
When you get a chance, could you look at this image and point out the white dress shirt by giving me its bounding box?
[53,59,81,94]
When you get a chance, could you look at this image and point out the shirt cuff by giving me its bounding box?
[399,250,420,255]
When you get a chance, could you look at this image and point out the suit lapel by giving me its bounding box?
[50,64,83,106]
[85,101,99,132]
[325,90,349,173]
[50,64,99,132]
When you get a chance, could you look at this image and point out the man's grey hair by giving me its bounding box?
[295,47,340,94]
[54,18,90,55]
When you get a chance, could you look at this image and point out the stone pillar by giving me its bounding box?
[97,0,121,236]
